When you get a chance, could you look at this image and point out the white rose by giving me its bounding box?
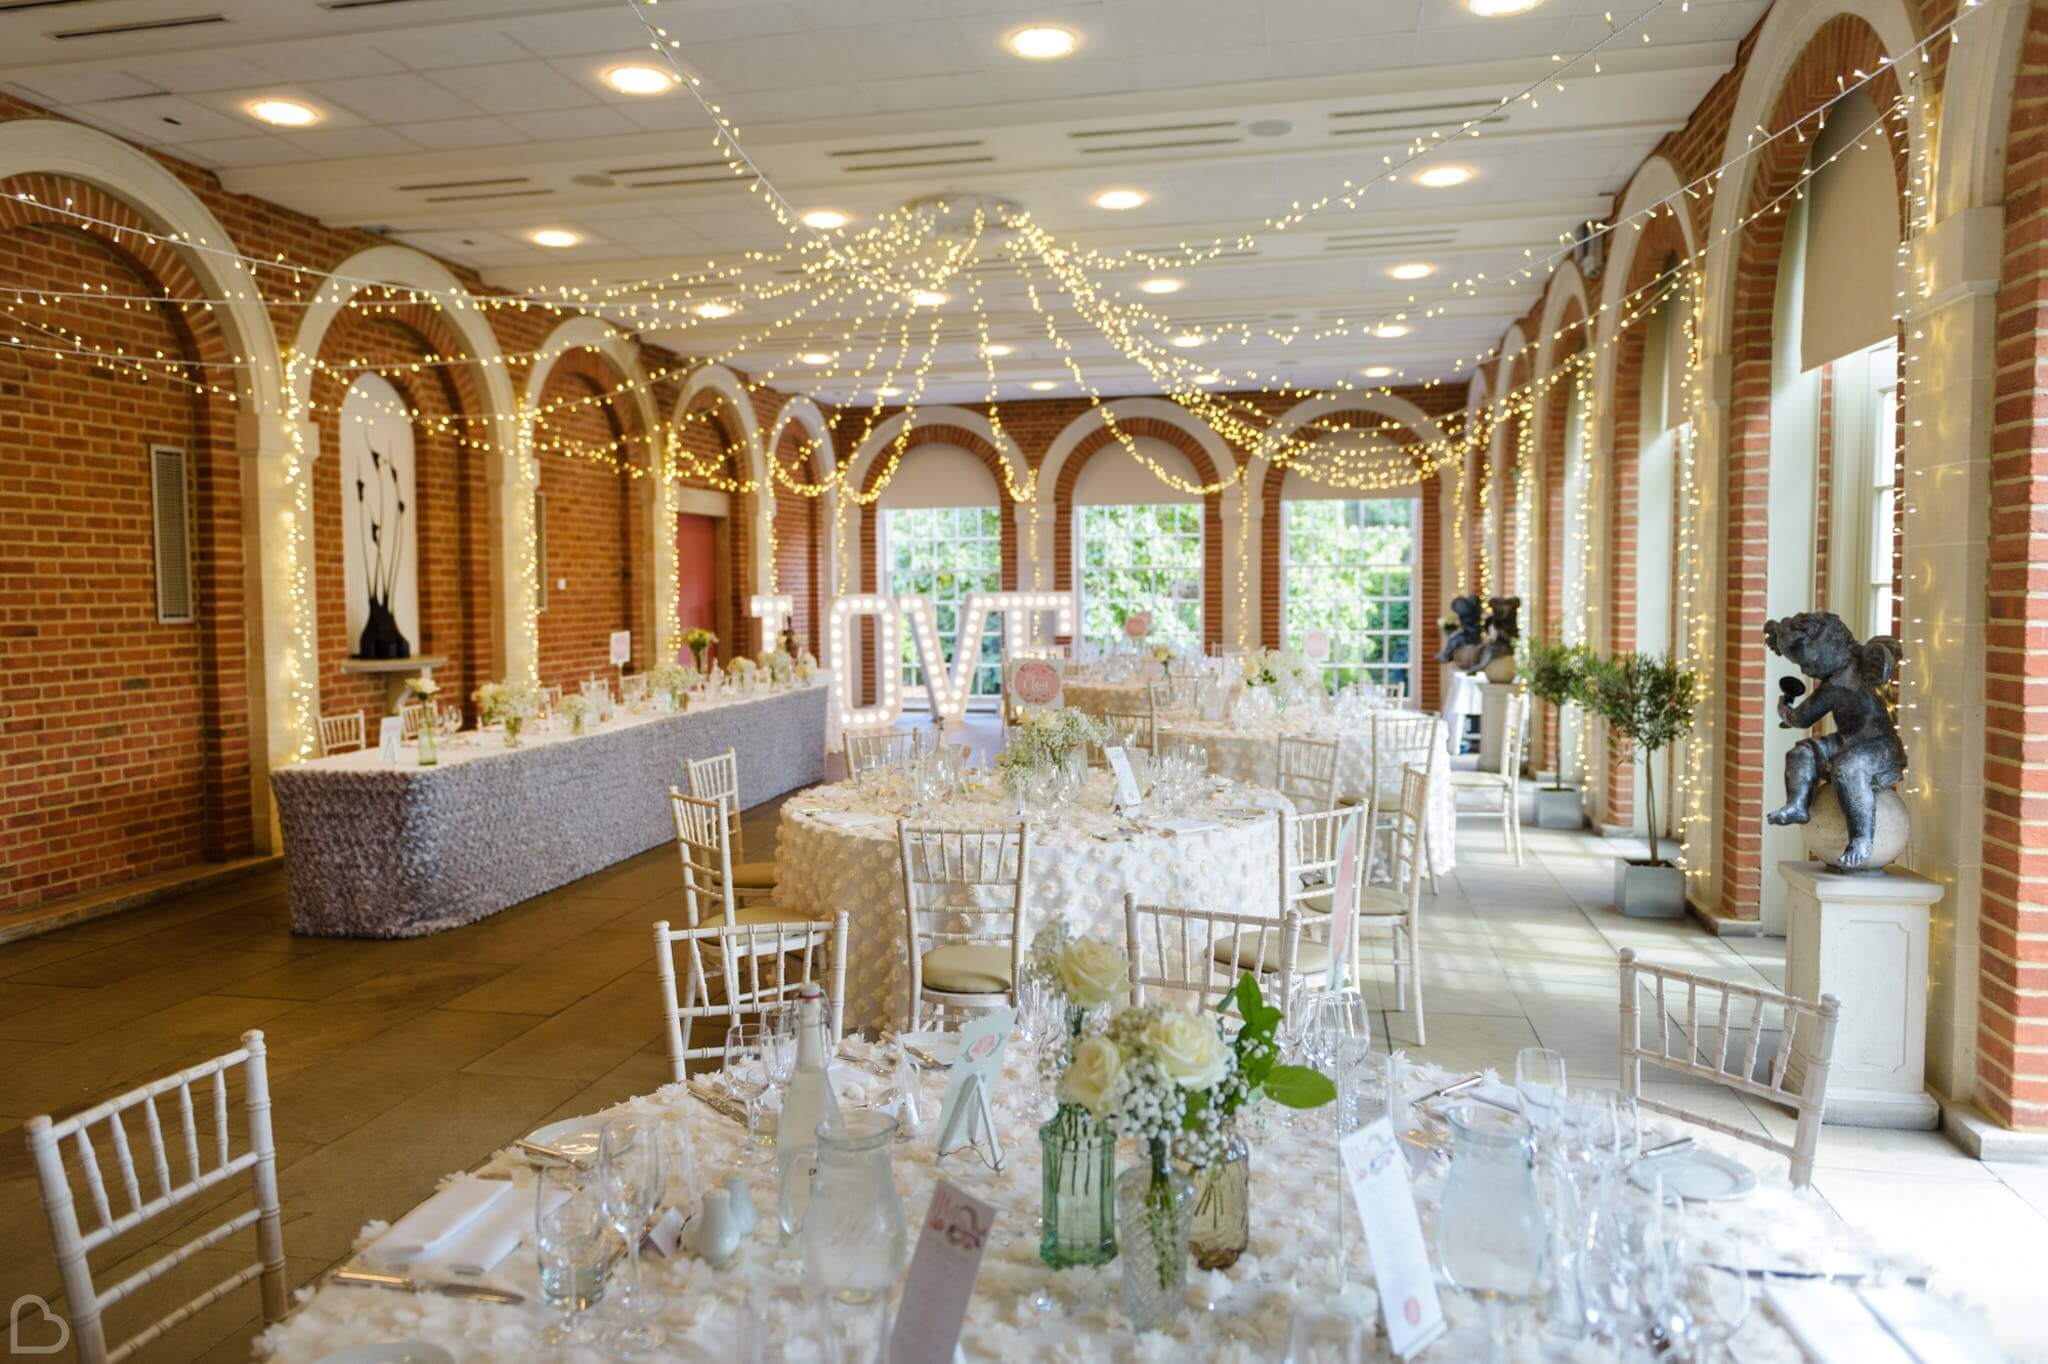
[1143,1010,1229,1090]
[1055,938,1129,1008]
[1063,1036,1123,1115]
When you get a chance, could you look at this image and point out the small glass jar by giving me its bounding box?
[1185,1121,1250,1270]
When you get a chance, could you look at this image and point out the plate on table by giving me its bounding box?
[893,1030,961,1069]
[1629,1147,1757,1201]
[521,1117,610,1165]
[312,1345,455,1364]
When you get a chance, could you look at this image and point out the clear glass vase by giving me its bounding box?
[1038,1103,1116,1268]
[1116,1140,1191,1332]
[1185,1122,1250,1270]
[416,706,438,767]
[503,715,522,748]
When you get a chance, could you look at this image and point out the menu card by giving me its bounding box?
[1104,745,1143,809]
[378,716,403,765]
[608,629,631,666]
[888,1181,996,1364]
[1338,1118,1446,1359]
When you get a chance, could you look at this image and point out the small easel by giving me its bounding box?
[934,1071,1005,1173]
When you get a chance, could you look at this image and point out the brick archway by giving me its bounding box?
[680,388,756,659]
[769,419,826,654]
[1537,306,1588,777]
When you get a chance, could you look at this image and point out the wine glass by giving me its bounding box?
[1281,1302,1367,1362]
[761,1003,798,1100]
[1309,989,1375,1135]
[1686,1258,1755,1363]
[1514,1046,1569,1145]
[534,1163,610,1347]
[597,1118,667,1351]
[724,1022,772,1165]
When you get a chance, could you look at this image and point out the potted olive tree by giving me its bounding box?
[1521,639,1592,829]
[1582,651,1698,918]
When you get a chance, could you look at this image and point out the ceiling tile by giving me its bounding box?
[808,20,983,78]
[1268,35,1420,77]
[499,105,640,141]
[1107,0,1268,55]
[278,125,425,159]
[1,70,159,105]
[310,73,482,123]
[68,94,253,145]
[372,27,533,71]
[859,72,1007,115]
[1132,47,1274,90]
[130,57,278,95]
[251,41,403,83]
[1263,0,1423,44]
[173,134,306,168]
[678,34,844,93]
[392,116,528,151]
[613,98,728,133]
[430,60,597,116]
[497,9,653,58]
[713,85,878,124]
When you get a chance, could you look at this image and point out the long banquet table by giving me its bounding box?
[271,680,827,937]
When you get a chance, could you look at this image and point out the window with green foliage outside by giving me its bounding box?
[1281,498,1416,689]
[882,505,1004,702]
[1076,502,1203,654]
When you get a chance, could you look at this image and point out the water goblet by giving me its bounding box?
[1514,1046,1569,1146]
[534,1163,610,1348]
[724,1022,773,1166]
[597,1118,667,1351]
[1686,1258,1755,1363]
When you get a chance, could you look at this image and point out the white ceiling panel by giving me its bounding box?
[280,125,426,160]
[373,28,536,73]
[173,134,305,169]
[2,70,157,106]
[393,116,529,151]
[69,94,253,145]
[137,57,279,95]
[496,9,651,59]
[500,106,639,141]
[248,41,404,84]
[310,73,482,124]
[431,60,599,116]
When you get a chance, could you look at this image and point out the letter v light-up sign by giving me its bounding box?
[830,591,1074,734]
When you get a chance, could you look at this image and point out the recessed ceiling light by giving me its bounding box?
[876,385,903,397]
[246,98,319,128]
[1415,165,1473,189]
[530,228,580,248]
[801,209,850,230]
[798,351,835,366]
[1363,365,1395,379]
[1138,277,1184,295]
[982,342,1015,357]
[1092,188,1148,211]
[1193,371,1222,383]
[1372,323,1411,339]
[692,301,736,319]
[1388,262,1436,281]
[909,289,949,307]
[1028,380,1058,392]
[1005,25,1079,60]
[603,64,675,96]
[1467,0,1543,14]
[1170,333,1206,349]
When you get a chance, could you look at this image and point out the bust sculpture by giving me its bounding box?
[1475,595,1522,679]
[1762,611,1907,869]
[1436,594,1486,668]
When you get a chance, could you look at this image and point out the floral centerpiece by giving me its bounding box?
[795,648,818,683]
[1241,646,1318,692]
[473,679,540,747]
[995,706,1107,800]
[682,626,717,671]
[404,675,441,766]
[1026,920,1129,1269]
[557,692,591,736]
[1150,643,1175,677]
[762,647,794,684]
[729,656,757,688]
[647,659,699,710]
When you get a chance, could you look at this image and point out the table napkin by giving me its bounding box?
[443,1181,568,1277]
[368,1175,511,1266]
[1145,817,1224,836]
[1858,1284,2005,1364]
[1764,1280,1916,1364]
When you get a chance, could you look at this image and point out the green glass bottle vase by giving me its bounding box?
[1038,1102,1116,1268]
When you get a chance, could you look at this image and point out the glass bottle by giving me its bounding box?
[1186,1120,1250,1270]
[416,703,438,766]
[1038,1102,1116,1268]
[1116,1137,1192,1333]
[774,986,844,1242]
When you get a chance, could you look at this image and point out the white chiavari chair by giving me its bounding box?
[540,684,564,711]
[1276,734,1343,812]
[1123,896,1308,1014]
[437,702,462,734]
[652,912,848,1075]
[1347,764,1433,1042]
[1449,689,1527,865]
[317,710,365,756]
[846,728,922,778]
[1101,705,1157,758]
[686,748,778,902]
[670,789,806,931]
[1148,676,1203,716]
[25,1030,287,1364]
[397,704,424,742]
[1618,949,1842,1188]
[1353,711,1443,891]
[580,678,612,706]
[897,822,1032,1030]
[1278,805,1364,981]
[620,672,650,703]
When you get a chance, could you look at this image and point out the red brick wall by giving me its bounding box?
[1981,0,2048,1130]
[534,352,646,689]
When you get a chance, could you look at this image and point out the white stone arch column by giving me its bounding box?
[292,245,524,681]
[1036,397,1240,633]
[1452,371,1490,607]
[763,395,838,659]
[1487,326,1529,604]
[1526,264,1593,778]
[525,318,665,665]
[0,118,299,844]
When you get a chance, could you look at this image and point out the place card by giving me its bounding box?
[1104,745,1143,809]
[934,1007,1013,1170]
[378,716,403,765]
[888,1180,996,1364]
[1324,815,1362,989]
[1764,1280,1916,1364]
[1338,1118,1446,1360]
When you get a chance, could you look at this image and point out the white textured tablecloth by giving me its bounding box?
[1156,708,1457,877]
[270,682,828,937]
[259,1047,1944,1364]
[774,771,1292,1032]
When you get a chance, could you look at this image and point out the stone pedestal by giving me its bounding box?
[1477,681,1517,773]
[339,654,448,713]
[1779,860,1941,1129]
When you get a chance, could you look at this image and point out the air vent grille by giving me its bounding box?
[1068,120,1241,155]
[151,444,193,624]
[53,11,222,38]
[829,138,993,174]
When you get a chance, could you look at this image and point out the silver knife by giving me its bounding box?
[332,1266,525,1304]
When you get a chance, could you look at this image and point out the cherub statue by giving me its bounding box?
[1762,612,1906,869]
[1436,594,1485,666]
[1475,595,1522,671]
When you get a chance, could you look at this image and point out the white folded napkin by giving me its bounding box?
[369,1176,511,1266]
[1858,1284,2005,1364]
[1764,1280,1916,1364]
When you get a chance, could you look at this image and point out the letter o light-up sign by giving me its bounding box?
[830,591,1074,734]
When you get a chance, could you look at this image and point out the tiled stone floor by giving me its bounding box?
[2,717,2044,1359]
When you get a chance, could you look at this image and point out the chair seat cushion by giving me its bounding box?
[1300,886,1408,919]
[730,860,779,889]
[1212,931,1332,975]
[1449,770,1511,790]
[727,903,815,929]
[921,943,1013,994]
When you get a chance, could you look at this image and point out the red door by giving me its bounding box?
[675,513,717,661]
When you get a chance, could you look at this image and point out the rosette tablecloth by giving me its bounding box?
[1157,707,1457,876]
[270,681,827,938]
[1062,678,1154,719]
[774,771,1292,1031]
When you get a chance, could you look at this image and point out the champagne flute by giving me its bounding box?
[1514,1046,1569,1146]
[597,1118,667,1351]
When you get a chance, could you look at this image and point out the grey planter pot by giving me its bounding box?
[1614,861,1687,919]
[1534,785,1585,830]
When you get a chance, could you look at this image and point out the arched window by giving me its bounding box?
[1073,436,1203,653]
[1280,466,1417,690]
[877,443,1003,705]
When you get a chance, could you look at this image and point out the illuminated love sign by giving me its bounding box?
[829,591,1075,734]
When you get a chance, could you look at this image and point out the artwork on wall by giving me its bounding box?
[341,373,419,660]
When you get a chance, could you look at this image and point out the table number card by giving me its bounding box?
[1104,745,1143,810]
[608,629,632,667]
[1338,1119,1446,1360]
[1324,815,1362,989]
[378,716,403,765]
[889,1180,996,1364]
[1303,630,1331,661]
[934,1007,1014,1170]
